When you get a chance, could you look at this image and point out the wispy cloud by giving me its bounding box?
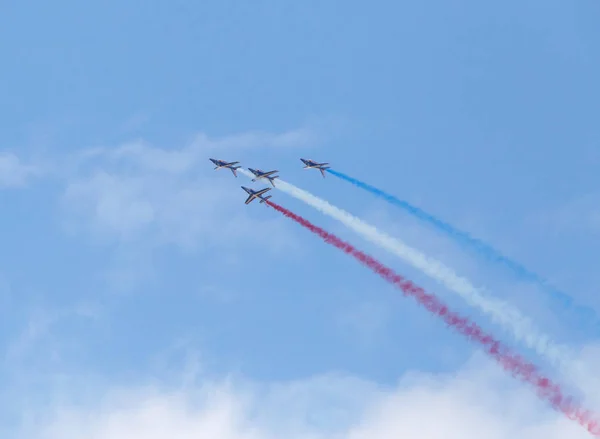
[4,302,102,367]
[59,128,314,291]
[63,171,156,241]
[0,152,40,188]
[74,127,319,175]
[5,308,59,363]
[62,128,318,244]
[15,350,600,439]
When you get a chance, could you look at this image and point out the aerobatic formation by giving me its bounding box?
[208,157,600,436]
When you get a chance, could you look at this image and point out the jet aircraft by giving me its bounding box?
[300,158,330,177]
[209,158,241,177]
[247,168,279,186]
[241,186,272,205]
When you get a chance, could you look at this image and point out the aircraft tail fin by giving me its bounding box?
[260,195,272,203]
[230,166,241,177]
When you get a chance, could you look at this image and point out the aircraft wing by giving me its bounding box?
[254,188,271,197]
[301,159,328,168]
[243,187,271,204]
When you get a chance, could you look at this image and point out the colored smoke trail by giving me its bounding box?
[264,199,600,435]
[326,168,599,333]
[238,169,573,376]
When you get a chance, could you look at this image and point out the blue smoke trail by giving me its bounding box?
[326,168,600,333]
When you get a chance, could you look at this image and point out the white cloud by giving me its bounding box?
[62,167,297,252]
[4,302,102,368]
[5,308,59,363]
[61,128,314,250]
[63,171,155,240]
[59,128,313,291]
[75,127,318,175]
[16,353,600,439]
[0,152,39,188]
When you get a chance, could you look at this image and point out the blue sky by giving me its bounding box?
[1,1,600,437]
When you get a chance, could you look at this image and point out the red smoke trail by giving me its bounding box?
[265,200,599,435]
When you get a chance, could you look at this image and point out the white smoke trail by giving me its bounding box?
[238,169,591,386]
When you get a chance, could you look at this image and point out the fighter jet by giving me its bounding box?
[247,168,279,187]
[300,158,330,177]
[241,186,272,205]
[209,158,241,177]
